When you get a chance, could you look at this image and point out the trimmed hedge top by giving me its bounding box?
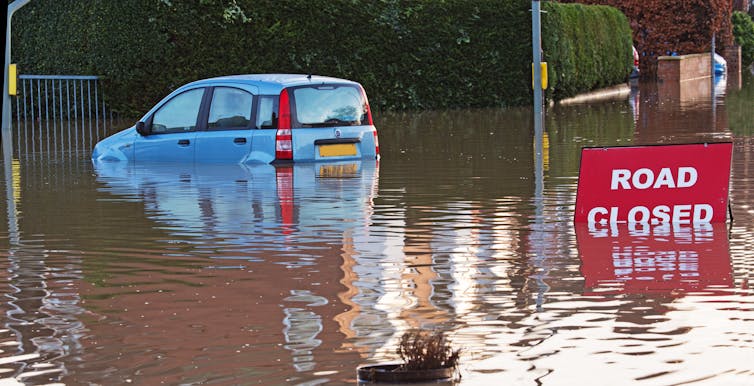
[543,2,633,100]
[13,0,632,114]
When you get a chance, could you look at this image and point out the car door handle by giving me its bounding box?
[177,139,190,146]
[233,137,247,144]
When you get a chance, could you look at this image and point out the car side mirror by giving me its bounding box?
[135,121,150,136]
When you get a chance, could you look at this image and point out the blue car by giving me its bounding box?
[714,53,726,76]
[92,74,380,164]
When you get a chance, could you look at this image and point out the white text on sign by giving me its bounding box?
[611,167,697,190]
[588,204,714,225]
[587,166,711,225]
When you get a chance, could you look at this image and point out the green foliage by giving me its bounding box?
[542,2,633,100]
[13,0,631,113]
[12,0,171,115]
[733,11,754,68]
[727,73,754,136]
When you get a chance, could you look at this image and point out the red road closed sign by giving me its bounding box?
[575,143,733,224]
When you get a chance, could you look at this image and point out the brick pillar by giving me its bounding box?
[723,45,742,77]
[657,57,681,82]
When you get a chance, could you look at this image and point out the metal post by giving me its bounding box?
[711,32,716,102]
[532,0,543,125]
[531,0,547,311]
[3,1,31,252]
[3,0,32,150]
[531,0,545,217]
[711,32,717,146]
[532,0,544,167]
[711,32,716,79]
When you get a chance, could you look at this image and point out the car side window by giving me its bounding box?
[208,87,253,130]
[256,95,277,129]
[151,88,205,134]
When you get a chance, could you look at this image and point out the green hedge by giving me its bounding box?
[542,2,633,100]
[13,0,631,114]
[733,11,754,69]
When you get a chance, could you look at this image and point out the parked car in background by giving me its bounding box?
[92,74,380,164]
[714,53,727,75]
[629,45,640,80]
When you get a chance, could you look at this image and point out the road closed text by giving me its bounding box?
[590,166,711,224]
[610,167,697,190]
[588,204,713,225]
[574,143,732,224]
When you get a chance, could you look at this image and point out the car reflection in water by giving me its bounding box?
[577,222,732,295]
[93,160,380,378]
[94,160,378,243]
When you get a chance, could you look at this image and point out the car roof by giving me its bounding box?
[182,74,361,94]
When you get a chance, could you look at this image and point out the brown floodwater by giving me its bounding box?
[0,74,753,385]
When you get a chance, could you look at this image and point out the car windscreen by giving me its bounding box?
[292,85,368,127]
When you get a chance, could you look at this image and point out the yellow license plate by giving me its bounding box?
[319,163,359,177]
[319,143,357,157]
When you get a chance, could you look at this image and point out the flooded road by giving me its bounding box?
[0,75,753,385]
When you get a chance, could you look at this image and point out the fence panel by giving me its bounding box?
[12,75,119,160]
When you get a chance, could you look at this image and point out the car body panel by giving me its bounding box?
[248,129,277,164]
[91,128,137,162]
[194,129,252,163]
[292,126,377,162]
[134,131,196,162]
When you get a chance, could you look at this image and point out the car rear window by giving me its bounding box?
[292,85,368,127]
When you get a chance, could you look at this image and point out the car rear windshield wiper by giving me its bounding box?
[301,118,358,127]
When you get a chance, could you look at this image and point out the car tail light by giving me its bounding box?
[360,86,374,126]
[360,85,378,157]
[276,88,293,160]
[276,128,292,160]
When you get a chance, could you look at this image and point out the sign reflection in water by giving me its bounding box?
[577,222,732,294]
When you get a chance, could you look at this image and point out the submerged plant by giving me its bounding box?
[396,329,461,371]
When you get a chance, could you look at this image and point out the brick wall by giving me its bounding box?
[657,53,712,83]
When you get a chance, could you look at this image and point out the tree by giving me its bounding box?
[560,0,734,78]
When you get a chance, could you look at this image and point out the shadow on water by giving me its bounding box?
[0,73,752,384]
